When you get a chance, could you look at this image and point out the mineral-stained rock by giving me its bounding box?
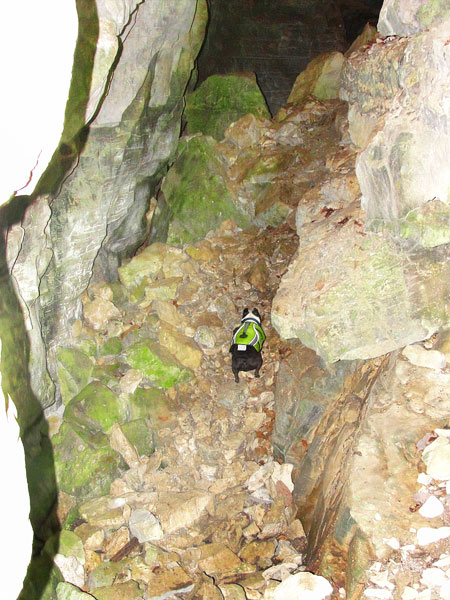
[57,347,94,405]
[129,387,172,424]
[198,543,243,575]
[64,380,126,434]
[288,52,345,106]
[156,490,214,533]
[53,423,122,500]
[142,565,194,600]
[124,339,193,388]
[184,73,270,141]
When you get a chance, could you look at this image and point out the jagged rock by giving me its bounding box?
[156,490,214,533]
[57,347,94,405]
[64,380,126,434]
[288,52,345,106]
[402,344,446,371]
[198,543,243,575]
[73,523,105,552]
[100,337,123,356]
[124,339,193,388]
[82,296,122,332]
[422,437,450,480]
[110,423,141,468]
[225,113,270,149]
[184,73,270,140]
[418,495,444,519]
[79,495,126,529]
[53,423,122,500]
[129,508,164,542]
[273,572,333,600]
[142,566,194,600]
[129,388,172,424]
[157,321,203,369]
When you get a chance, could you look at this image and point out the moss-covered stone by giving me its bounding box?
[130,387,173,426]
[124,339,193,388]
[53,422,122,500]
[100,336,123,356]
[121,418,154,456]
[87,559,135,590]
[161,136,250,245]
[64,380,126,434]
[157,322,203,369]
[57,347,94,405]
[184,73,270,140]
[91,580,142,600]
[91,362,121,386]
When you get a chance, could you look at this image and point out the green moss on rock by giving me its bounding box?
[57,347,94,405]
[399,198,450,248]
[130,387,173,425]
[64,380,126,434]
[184,73,270,140]
[121,418,154,456]
[162,136,250,245]
[53,422,122,500]
[124,339,193,388]
[100,337,123,356]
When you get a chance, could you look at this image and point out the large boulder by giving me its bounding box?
[272,205,450,363]
[159,136,250,245]
[378,0,450,36]
[287,52,345,106]
[184,73,270,140]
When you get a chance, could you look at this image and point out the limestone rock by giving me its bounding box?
[198,543,243,575]
[225,113,270,149]
[185,73,271,141]
[272,206,450,362]
[110,423,141,468]
[157,321,203,369]
[129,388,172,424]
[83,296,122,332]
[378,0,450,36]
[118,243,168,291]
[142,566,194,600]
[56,582,94,600]
[121,419,154,457]
[418,495,444,519]
[273,572,333,600]
[422,436,450,480]
[402,345,446,371]
[124,339,193,388]
[79,495,126,529]
[57,347,94,405]
[288,52,345,106]
[158,136,250,246]
[64,380,126,434]
[129,508,164,542]
[91,580,142,600]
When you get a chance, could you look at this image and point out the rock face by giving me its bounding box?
[6,0,207,408]
[272,9,450,363]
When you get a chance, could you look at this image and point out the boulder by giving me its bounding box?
[288,52,345,106]
[64,381,126,434]
[159,135,250,245]
[53,423,122,500]
[57,347,94,405]
[157,321,203,369]
[124,339,193,388]
[272,205,450,363]
[378,0,450,36]
[184,73,270,140]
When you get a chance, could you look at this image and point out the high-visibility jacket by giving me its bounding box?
[231,317,266,352]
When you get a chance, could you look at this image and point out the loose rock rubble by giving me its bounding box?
[52,221,328,600]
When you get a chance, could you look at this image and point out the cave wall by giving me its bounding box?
[196,0,348,114]
[5,0,208,409]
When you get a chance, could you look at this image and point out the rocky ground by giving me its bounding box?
[44,94,450,600]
